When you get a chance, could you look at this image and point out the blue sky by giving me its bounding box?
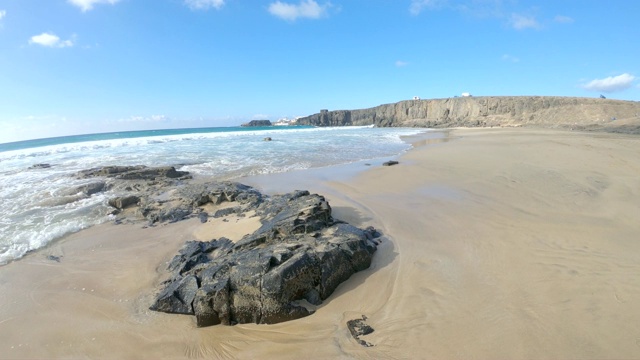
[0,0,638,143]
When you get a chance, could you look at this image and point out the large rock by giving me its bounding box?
[149,189,381,327]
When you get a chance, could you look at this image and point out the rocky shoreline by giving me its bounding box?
[74,165,382,327]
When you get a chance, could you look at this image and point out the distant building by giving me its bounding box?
[273,117,299,126]
[461,92,472,97]
[413,96,420,100]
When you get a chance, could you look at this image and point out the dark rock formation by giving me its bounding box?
[70,165,200,223]
[347,315,375,347]
[149,188,382,327]
[71,165,382,326]
[76,165,189,181]
[241,120,272,127]
[382,161,399,166]
[296,96,640,133]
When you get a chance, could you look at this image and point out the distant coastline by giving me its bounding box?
[296,96,640,134]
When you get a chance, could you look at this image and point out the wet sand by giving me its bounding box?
[1,128,640,359]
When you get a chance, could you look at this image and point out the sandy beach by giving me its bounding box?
[1,128,640,359]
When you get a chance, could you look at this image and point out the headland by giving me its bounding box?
[297,96,640,133]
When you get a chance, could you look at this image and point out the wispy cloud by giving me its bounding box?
[68,0,120,12]
[268,0,331,21]
[501,54,519,63]
[0,10,6,21]
[554,15,574,24]
[582,73,636,93]
[410,1,550,31]
[184,0,225,10]
[395,60,409,67]
[409,0,446,15]
[29,33,75,48]
[508,13,541,30]
[117,115,168,123]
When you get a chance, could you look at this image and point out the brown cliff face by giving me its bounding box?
[297,97,640,133]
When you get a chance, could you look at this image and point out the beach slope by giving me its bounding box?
[1,128,639,359]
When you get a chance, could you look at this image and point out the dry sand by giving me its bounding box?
[1,128,640,359]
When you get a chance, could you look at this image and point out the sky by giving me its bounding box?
[0,0,638,143]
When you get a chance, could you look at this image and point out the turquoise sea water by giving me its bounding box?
[0,126,282,153]
[0,125,427,264]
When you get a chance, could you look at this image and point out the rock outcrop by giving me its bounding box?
[241,120,272,127]
[149,188,381,326]
[76,165,189,181]
[71,165,197,223]
[72,165,382,326]
[296,96,640,133]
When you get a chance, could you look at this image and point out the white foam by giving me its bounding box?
[0,126,432,264]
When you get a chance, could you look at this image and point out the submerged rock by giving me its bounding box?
[29,163,52,170]
[57,181,106,197]
[149,188,382,327]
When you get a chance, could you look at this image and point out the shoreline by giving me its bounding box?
[2,127,640,359]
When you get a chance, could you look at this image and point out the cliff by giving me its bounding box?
[296,97,640,133]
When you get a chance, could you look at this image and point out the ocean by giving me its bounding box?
[0,125,428,264]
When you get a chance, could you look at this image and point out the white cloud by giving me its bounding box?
[501,54,519,63]
[29,33,74,48]
[509,13,540,30]
[582,73,636,93]
[410,0,446,15]
[554,15,574,24]
[68,0,120,12]
[395,60,409,67]
[184,0,225,10]
[0,10,6,20]
[268,0,331,21]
